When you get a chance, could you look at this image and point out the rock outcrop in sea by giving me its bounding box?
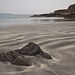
[0,42,52,66]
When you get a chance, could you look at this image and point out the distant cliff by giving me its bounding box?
[54,9,69,14]
[68,4,75,12]
[54,4,75,14]
[31,4,75,19]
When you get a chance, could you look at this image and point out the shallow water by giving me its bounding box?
[0,21,75,75]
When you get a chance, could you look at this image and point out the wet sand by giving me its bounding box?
[0,21,75,75]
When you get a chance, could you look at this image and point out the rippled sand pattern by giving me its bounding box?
[0,22,75,75]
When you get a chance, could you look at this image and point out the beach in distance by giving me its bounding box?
[0,14,75,75]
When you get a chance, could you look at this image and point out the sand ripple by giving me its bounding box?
[0,22,75,75]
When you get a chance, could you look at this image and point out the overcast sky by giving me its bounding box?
[0,0,75,14]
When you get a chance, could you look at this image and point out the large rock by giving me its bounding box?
[0,42,52,66]
[20,42,42,55]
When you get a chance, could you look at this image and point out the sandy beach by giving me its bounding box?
[0,21,75,75]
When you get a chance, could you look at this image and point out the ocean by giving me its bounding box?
[0,14,64,26]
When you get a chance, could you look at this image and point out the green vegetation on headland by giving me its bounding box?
[31,4,75,19]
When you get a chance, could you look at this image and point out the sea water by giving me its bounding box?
[0,14,64,26]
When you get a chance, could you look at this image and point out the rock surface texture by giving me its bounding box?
[0,42,52,66]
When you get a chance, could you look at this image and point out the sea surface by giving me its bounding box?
[0,14,64,26]
[0,14,75,75]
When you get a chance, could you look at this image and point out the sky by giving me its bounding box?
[0,0,75,14]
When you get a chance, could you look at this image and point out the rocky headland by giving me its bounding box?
[31,4,75,19]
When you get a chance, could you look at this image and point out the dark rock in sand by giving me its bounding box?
[0,53,7,61]
[0,49,22,62]
[4,50,21,62]
[11,56,31,66]
[10,50,21,59]
[15,49,22,54]
[40,52,52,59]
[21,42,42,55]
[4,52,14,62]
[0,42,52,66]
